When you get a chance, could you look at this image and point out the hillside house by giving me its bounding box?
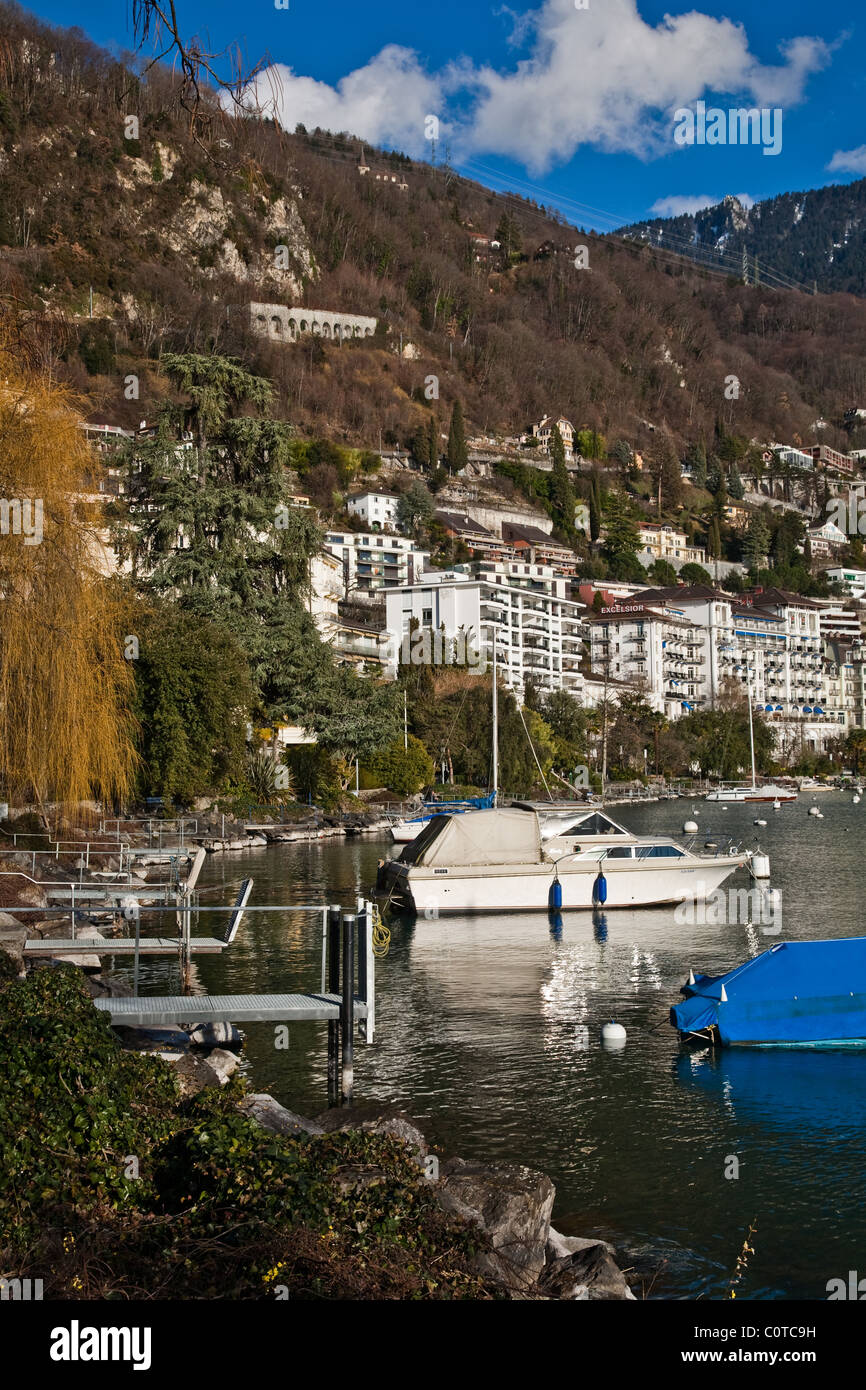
[531,416,575,460]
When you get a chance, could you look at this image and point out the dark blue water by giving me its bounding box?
[128,793,866,1300]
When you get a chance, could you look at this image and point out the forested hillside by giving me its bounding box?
[618,183,866,299]
[1,2,866,463]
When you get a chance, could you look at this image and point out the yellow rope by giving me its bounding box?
[371,901,391,958]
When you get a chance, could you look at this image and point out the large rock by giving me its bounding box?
[539,1242,635,1301]
[171,1052,222,1096]
[184,1020,242,1048]
[0,911,25,928]
[547,1226,616,1260]
[436,1158,555,1290]
[315,1104,428,1161]
[205,1048,239,1084]
[241,1093,324,1137]
[84,972,134,999]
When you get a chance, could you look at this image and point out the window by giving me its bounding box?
[422,608,433,625]
[635,845,685,858]
[605,846,634,859]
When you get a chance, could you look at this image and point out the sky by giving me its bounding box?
[27,0,866,230]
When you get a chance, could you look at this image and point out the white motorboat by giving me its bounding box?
[705,783,797,803]
[377,807,749,916]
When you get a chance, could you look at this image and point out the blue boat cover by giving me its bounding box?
[670,938,866,1046]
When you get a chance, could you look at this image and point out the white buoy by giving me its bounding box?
[817,812,824,819]
[688,969,696,985]
[854,795,861,805]
[683,820,699,834]
[751,852,771,879]
[808,806,820,816]
[754,818,767,827]
[773,800,781,810]
[601,1020,627,1049]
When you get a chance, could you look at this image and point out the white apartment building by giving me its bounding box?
[637,523,707,568]
[346,490,400,530]
[587,602,710,719]
[382,562,587,698]
[324,531,430,594]
[825,566,866,598]
[587,584,850,750]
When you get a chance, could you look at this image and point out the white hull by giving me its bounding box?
[390,821,426,843]
[705,787,797,803]
[381,855,745,915]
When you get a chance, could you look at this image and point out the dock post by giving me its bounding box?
[341,912,355,1106]
[327,905,341,1107]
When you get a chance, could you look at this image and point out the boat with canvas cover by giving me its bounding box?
[670,938,866,1047]
[376,806,748,915]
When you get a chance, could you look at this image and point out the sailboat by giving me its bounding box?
[705,684,797,803]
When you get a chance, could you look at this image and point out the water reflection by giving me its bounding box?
[111,792,866,1299]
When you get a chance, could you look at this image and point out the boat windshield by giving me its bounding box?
[560,812,630,837]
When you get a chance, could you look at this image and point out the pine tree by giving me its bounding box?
[728,464,745,500]
[589,469,602,542]
[428,414,438,472]
[650,436,683,515]
[550,425,576,533]
[744,514,771,572]
[447,400,468,472]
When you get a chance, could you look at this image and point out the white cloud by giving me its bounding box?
[245,0,830,174]
[827,146,866,175]
[650,193,755,217]
[465,0,829,172]
[241,45,444,156]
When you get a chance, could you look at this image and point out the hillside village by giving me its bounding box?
[5,4,866,799]
[88,388,866,768]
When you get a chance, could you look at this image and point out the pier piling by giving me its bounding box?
[341,912,355,1107]
[327,904,342,1107]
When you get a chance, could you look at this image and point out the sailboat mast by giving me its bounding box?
[491,637,498,806]
[747,676,757,789]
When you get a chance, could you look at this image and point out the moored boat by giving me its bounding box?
[670,938,866,1047]
[377,806,749,916]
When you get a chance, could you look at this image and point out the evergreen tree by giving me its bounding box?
[601,493,643,580]
[411,425,432,471]
[686,440,707,488]
[650,436,683,514]
[744,514,771,571]
[728,463,745,500]
[447,399,468,472]
[428,414,439,471]
[550,424,576,533]
[589,469,603,542]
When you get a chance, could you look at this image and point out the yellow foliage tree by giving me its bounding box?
[0,339,136,811]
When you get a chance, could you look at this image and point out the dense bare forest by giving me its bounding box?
[1,1,865,460]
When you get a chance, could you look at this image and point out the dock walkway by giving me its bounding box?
[94,991,369,1026]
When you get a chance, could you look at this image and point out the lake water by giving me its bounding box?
[128,794,866,1300]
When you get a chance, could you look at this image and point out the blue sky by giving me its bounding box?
[28,0,866,228]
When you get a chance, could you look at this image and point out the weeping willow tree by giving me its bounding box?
[0,341,136,810]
